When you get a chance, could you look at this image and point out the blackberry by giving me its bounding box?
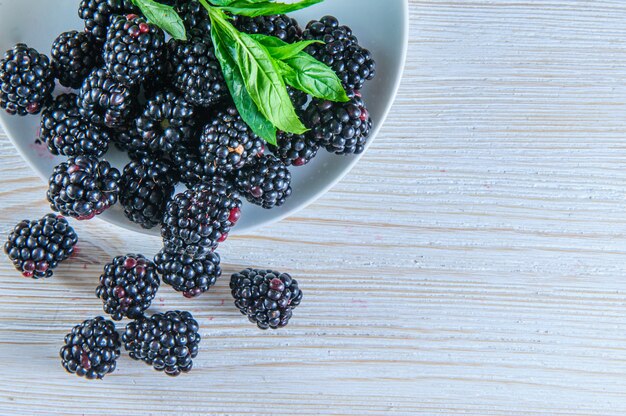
[60,317,120,379]
[123,310,200,376]
[47,155,121,220]
[303,92,372,155]
[119,159,176,229]
[303,16,376,92]
[0,44,54,116]
[176,1,211,33]
[78,68,138,129]
[230,269,303,330]
[154,249,221,298]
[270,132,319,167]
[235,155,292,209]
[162,180,242,257]
[234,14,302,44]
[171,143,219,189]
[104,14,165,86]
[79,0,138,43]
[199,107,265,173]
[96,254,160,320]
[4,214,78,279]
[40,93,110,157]
[111,125,143,152]
[167,30,227,108]
[51,31,101,89]
[136,89,195,155]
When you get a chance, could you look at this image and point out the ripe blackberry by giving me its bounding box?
[230,269,303,330]
[162,180,242,257]
[199,107,265,173]
[60,317,120,379]
[4,214,78,279]
[111,125,143,152]
[236,155,292,209]
[303,16,376,92]
[234,14,302,43]
[270,132,319,167]
[104,14,165,86]
[167,30,227,108]
[123,310,200,376]
[119,159,176,229]
[176,1,211,33]
[51,31,101,89]
[136,89,195,155]
[78,68,138,129]
[0,43,54,116]
[96,254,160,320]
[79,0,138,43]
[171,143,219,189]
[40,93,110,157]
[154,249,221,298]
[303,92,372,155]
[47,155,121,220]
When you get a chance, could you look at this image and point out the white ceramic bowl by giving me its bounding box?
[0,0,408,235]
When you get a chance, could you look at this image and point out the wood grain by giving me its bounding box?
[2,0,626,414]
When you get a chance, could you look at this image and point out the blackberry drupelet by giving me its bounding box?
[234,14,302,43]
[4,214,78,279]
[176,1,211,33]
[235,155,292,209]
[270,131,319,167]
[230,269,303,330]
[154,249,222,298]
[104,14,165,86]
[0,43,54,116]
[123,310,200,376]
[303,92,372,155]
[167,30,226,108]
[199,107,265,173]
[40,93,110,157]
[79,0,138,43]
[162,180,242,257]
[303,15,376,92]
[60,317,120,379]
[78,68,138,129]
[136,89,195,155]
[96,254,160,320]
[47,155,121,220]
[119,159,176,229]
[51,31,101,88]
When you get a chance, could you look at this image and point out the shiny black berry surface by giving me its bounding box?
[155,248,222,298]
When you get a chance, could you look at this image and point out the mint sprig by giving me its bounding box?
[132,0,349,144]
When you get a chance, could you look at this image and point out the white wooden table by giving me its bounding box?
[2,1,626,414]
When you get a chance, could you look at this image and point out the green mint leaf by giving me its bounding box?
[131,0,186,40]
[249,34,322,60]
[208,0,240,6]
[210,12,278,144]
[218,0,324,18]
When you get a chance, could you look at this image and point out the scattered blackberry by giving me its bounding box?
[162,180,242,257]
[47,155,121,220]
[303,92,372,155]
[79,0,138,43]
[96,254,160,320]
[50,31,101,88]
[199,107,265,173]
[234,14,302,43]
[167,30,227,108]
[270,131,319,167]
[0,44,54,116]
[78,68,138,129]
[230,269,303,330]
[171,143,219,189]
[236,155,292,209]
[104,14,165,86]
[40,93,110,157]
[155,249,221,298]
[119,159,176,229]
[123,310,200,376]
[60,317,121,379]
[4,214,78,279]
[136,89,195,155]
[176,1,211,33]
[303,15,376,92]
